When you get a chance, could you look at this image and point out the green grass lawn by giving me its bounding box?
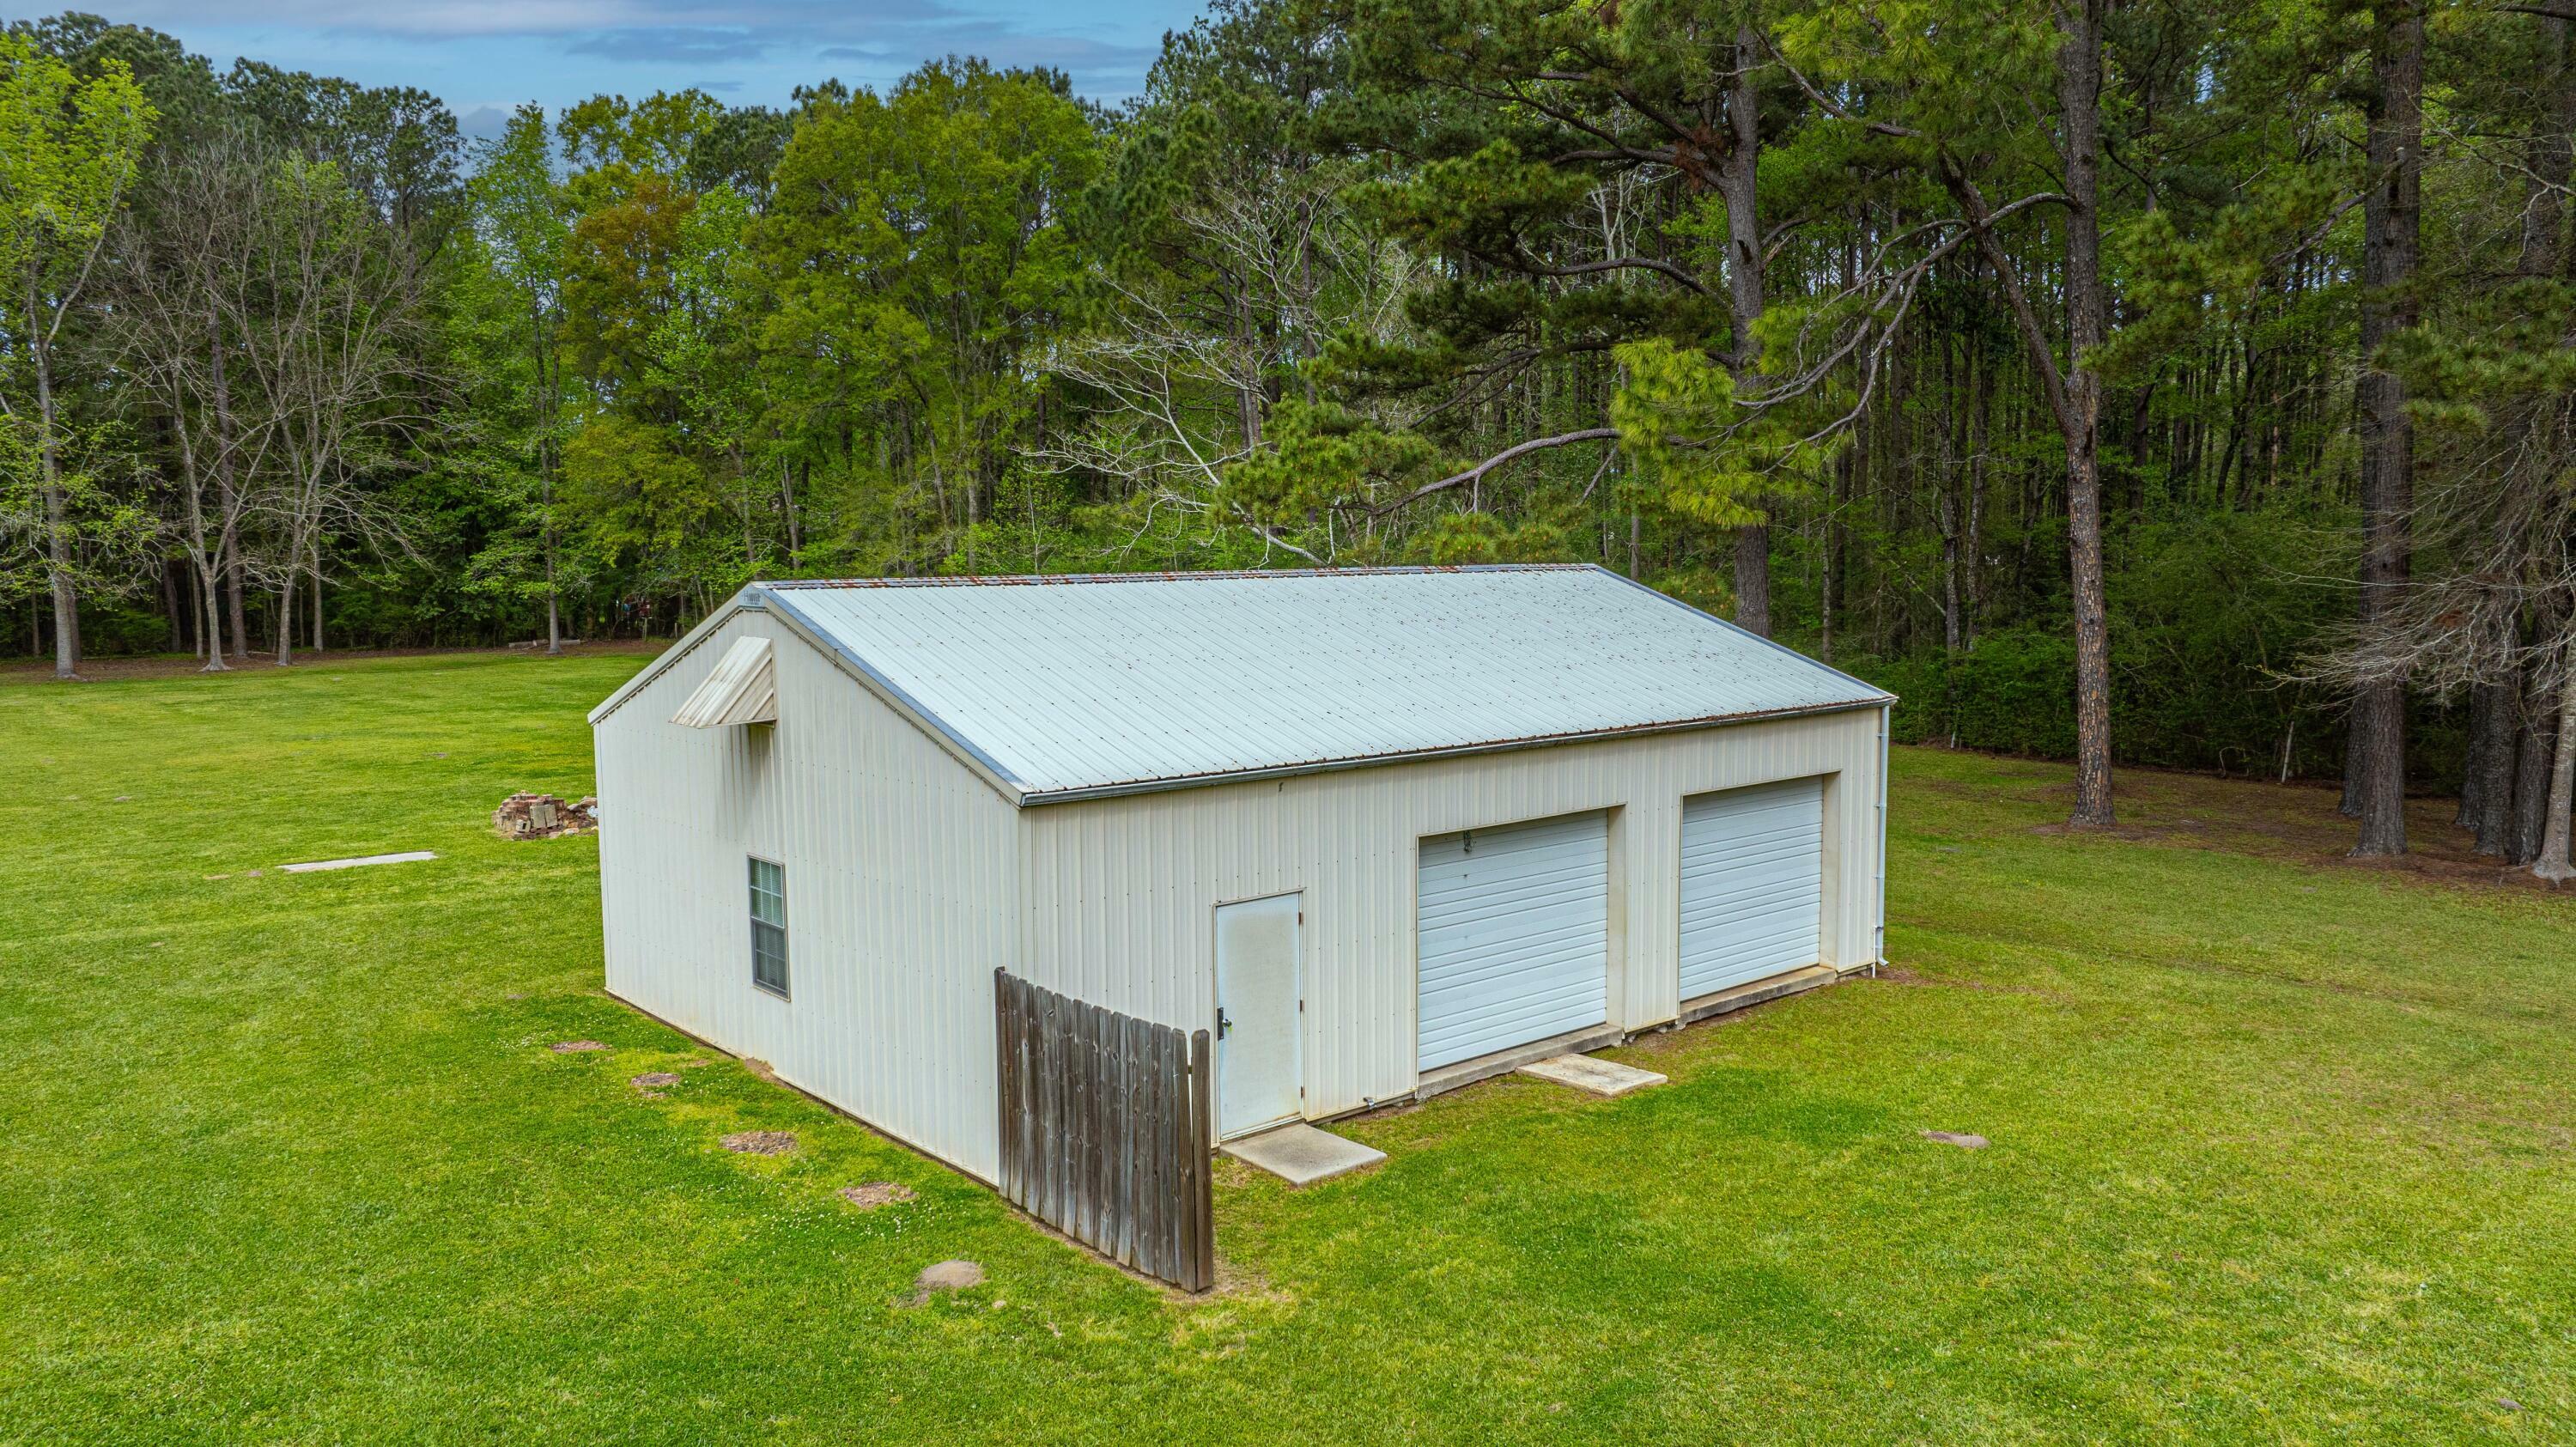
[3,651,2571,1444]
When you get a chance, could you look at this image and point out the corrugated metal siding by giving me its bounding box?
[752,567,1889,799]
[1415,812,1609,1069]
[595,613,1019,1181]
[1678,777,1826,998]
[1017,707,1886,1120]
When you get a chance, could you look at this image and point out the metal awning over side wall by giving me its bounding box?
[671,635,776,727]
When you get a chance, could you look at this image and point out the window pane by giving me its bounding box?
[752,921,788,994]
[748,857,785,924]
[748,858,787,995]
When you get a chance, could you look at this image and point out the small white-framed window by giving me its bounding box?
[748,856,789,998]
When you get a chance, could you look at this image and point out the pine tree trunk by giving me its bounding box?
[1733,524,1771,636]
[2488,13,2573,854]
[1722,22,1771,638]
[2348,0,2425,856]
[2511,656,2558,864]
[2535,651,2576,882]
[2520,15,2575,280]
[2058,0,2116,828]
[2470,674,2516,854]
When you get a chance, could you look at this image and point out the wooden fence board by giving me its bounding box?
[1119,1012,1148,1270]
[1066,1000,1088,1249]
[1090,1003,1114,1253]
[992,971,1213,1292]
[1188,1028,1215,1292]
[993,970,1013,1206]
[1138,1020,1167,1283]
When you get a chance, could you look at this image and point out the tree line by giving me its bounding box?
[4,1,2573,874]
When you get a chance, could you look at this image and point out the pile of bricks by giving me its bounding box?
[493,792,598,840]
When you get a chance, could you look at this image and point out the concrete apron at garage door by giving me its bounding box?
[1414,962,1847,1101]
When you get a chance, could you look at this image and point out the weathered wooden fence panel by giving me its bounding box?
[994,969,1213,1292]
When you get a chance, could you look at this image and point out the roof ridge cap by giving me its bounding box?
[762,563,1595,590]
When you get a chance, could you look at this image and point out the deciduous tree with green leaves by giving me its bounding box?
[0,30,152,678]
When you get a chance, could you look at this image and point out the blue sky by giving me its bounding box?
[91,0,1203,138]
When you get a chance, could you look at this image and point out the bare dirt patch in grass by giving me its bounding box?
[629,1072,680,1089]
[549,1041,609,1054]
[908,1259,984,1304]
[839,1182,915,1209]
[720,1130,797,1156]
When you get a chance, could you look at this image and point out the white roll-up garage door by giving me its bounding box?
[1680,776,1825,1000]
[1416,811,1609,1071]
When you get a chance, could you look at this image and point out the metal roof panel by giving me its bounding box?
[756,565,1889,802]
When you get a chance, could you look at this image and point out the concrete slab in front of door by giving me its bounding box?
[1220,1122,1386,1187]
[1678,964,1838,1024]
[1417,1022,1625,1100]
[1516,1054,1667,1098]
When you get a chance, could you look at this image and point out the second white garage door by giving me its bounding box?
[1680,777,1826,999]
[1416,811,1610,1071]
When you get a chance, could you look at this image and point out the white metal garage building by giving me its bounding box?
[589,564,1893,1183]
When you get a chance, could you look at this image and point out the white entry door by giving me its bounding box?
[1214,892,1302,1139]
[1416,811,1610,1072]
[1679,776,1826,999]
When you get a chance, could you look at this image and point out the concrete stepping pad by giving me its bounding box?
[1516,1054,1666,1098]
[1219,1122,1385,1186]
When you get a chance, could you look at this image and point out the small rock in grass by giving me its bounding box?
[840,1182,916,1210]
[2499,1398,2523,1413]
[550,1040,610,1054]
[721,1130,798,1156]
[1921,1129,1989,1149]
[630,1072,681,1089]
[910,1259,983,1303]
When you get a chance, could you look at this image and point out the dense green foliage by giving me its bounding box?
[5,654,2571,1441]
[6,1,2576,818]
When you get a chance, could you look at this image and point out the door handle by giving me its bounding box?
[1217,1006,1233,1039]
